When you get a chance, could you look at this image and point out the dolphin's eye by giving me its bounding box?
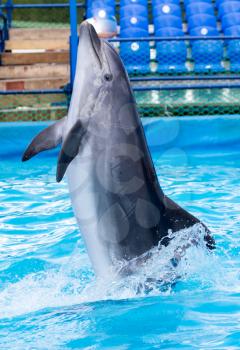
[104,73,113,82]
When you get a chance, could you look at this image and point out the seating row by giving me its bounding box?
[86,0,240,74]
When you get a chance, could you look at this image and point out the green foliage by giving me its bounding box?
[3,0,85,24]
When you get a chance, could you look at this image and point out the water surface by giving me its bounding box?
[0,117,240,349]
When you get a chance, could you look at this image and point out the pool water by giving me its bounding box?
[0,116,240,349]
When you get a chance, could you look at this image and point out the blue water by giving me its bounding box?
[0,116,240,349]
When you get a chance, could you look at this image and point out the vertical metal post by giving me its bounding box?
[69,0,78,90]
[6,0,13,28]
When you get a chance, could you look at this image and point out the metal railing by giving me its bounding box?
[0,11,8,51]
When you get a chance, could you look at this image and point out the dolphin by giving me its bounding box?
[22,22,215,277]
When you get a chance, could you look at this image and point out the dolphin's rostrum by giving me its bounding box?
[22,22,215,277]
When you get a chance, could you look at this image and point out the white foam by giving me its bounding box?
[0,224,239,319]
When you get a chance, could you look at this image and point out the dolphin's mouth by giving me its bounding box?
[80,21,102,68]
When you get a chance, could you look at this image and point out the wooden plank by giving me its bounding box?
[0,63,69,79]
[23,77,68,90]
[0,77,68,91]
[1,52,69,65]
[5,39,69,51]
[9,28,70,40]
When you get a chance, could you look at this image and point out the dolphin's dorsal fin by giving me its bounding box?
[22,117,66,162]
[56,120,85,183]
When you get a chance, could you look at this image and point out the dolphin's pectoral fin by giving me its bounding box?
[22,117,66,162]
[56,120,85,183]
[162,195,215,250]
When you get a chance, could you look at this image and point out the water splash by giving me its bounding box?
[1,222,238,320]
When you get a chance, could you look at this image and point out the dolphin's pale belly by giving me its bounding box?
[66,132,164,277]
[66,147,115,276]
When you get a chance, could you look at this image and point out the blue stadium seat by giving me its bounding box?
[215,0,228,8]
[153,3,181,18]
[157,27,184,36]
[155,27,187,73]
[120,16,148,31]
[120,28,150,74]
[218,2,240,19]
[225,26,240,72]
[87,0,114,5]
[87,2,115,18]
[190,27,224,73]
[221,13,240,31]
[184,0,211,6]
[190,26,219,36]
[120,27,148,38]
[154,15,182,31]
[87,7,115,19]
[121,0,147,6]
[186,3,214,18]
[153,0,180,5]
[225,25,240,36]
[188,14,217,30]
[120,4,148,19]
[217,0,240,9]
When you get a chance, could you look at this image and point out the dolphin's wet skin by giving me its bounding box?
[22,22,215,280]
